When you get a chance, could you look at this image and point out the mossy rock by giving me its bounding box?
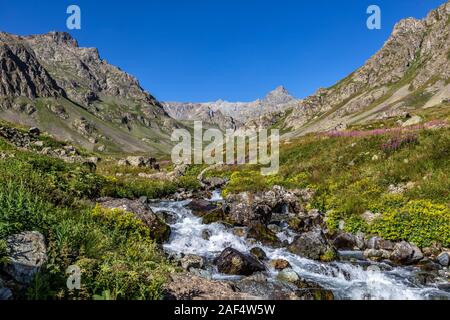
[202,208,232,225]
[149,218,171,243]
[320,249,338,262]
[187,199,219,217]
[247,223,281,247]
[295,278,335,300]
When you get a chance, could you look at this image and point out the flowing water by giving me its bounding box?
[151,193,450,300]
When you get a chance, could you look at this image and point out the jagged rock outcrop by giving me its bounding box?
[163,102,239,130]
[21,32,163,111]
[0,34,64,99]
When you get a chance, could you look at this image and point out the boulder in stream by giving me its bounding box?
[247,223,281,247]
[288,230,337,261]
[390,241,424,265]
[224,186,304,227]
[250,247,267,261]
[270,259,291,271]
[332,233,357,250]
[180,255,205,271]
[214,247,266,276]
[235,273,300,300]
[276,269,334,300]
[277,268,299,283]
[436,252,449,267]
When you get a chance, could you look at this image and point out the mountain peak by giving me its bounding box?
[263,86,295,105]
[32,31,79,47]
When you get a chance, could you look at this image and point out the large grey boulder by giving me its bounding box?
[332,233,357,250]
[437,252,450,267]
[214,248,265,276]
[277,268,300,283]
[390,241,424,265]
[2,231,47,285]
[288,230,336,261]
[224,186,304,227]
[367,236,395,250]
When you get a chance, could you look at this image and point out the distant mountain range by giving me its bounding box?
[163,86,297,130]
[0,1,448,155]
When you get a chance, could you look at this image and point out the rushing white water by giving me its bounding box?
[151,198,450,300]
[209,190,224,202]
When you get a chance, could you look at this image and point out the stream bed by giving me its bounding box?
[151,193,450,300]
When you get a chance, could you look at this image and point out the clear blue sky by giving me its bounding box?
[0,0,446,102]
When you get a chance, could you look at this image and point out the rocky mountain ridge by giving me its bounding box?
[0,1,448,153]
[0,31,175,154]
[163,86,297,130]
[281,1,450,136]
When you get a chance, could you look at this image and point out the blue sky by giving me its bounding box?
[0,0,446,102]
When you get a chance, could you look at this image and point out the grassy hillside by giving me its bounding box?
[0,103,449,300]
[0,123,199,299]
[208,107,450,248]
[0,96,176,156]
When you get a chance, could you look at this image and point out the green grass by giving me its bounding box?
[214,124,450,248]
[0,129,181,300]
[403,91,433,108]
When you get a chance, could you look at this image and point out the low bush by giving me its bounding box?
[371,200,450,247]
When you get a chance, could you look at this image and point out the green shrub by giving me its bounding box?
[222,170,267,197]
[90,239,173,300]
[91,205,149,239]
[371,200,450,247]
[0,180,55,238]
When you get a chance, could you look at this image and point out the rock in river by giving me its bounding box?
[436,252,449,267]
[214,247,265,276]
[180,255,205,271]
[288,230,336,261]
[270,259,292,271]
[332,233,357,250]
[390,241,424,265]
